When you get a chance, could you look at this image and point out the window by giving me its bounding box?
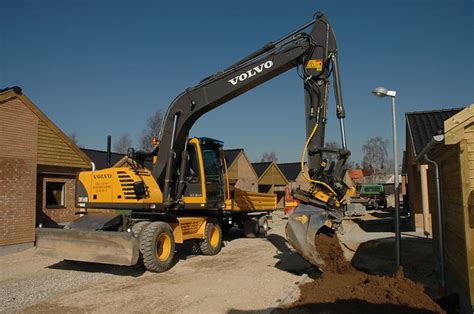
[46,182,66,208]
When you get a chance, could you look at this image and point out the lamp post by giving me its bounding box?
[372,86,401,268]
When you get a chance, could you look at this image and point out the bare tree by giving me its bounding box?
[362,137,389,175]
[140,109,164,151]
[114,133,133,154]
[259,151,278,163]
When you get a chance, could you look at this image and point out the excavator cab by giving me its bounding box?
[181,137,226,209]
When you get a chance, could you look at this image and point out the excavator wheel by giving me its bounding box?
[199,218,222,256]
[132,221,151,263]
[258,216,269,236]
[140,222,176,273]
[243,217,259,238]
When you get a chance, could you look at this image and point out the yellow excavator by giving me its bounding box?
[36,11,353,272]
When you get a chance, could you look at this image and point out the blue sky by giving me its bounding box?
[1,0,473,163]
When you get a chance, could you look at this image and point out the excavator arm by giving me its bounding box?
[152,12,350,213]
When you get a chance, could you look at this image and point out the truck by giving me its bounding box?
[36,11,353,272]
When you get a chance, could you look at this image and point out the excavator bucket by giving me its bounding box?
[285,203,329,267]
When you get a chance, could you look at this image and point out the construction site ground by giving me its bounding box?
[0,205,442,313]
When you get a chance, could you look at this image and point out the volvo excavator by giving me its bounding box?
[36,11,353,272]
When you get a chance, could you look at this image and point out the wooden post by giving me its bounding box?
[419,164,431,237]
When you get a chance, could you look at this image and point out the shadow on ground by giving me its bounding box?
[351,236,438,296]
[228,299,439,314]
[352,208,412,233]
[265,234,319,277]
[47,260,146,277]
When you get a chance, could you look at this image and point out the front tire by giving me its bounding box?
[140,222,175,273]
[200,219,222,256]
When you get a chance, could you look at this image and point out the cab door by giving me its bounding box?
[200,141,225,209]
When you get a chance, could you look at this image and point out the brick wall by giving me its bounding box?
[37,175,78,225]
[0,98,38,246]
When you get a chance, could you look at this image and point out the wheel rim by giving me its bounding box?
[210,226,220,248]
[156,234,171,261]
[263,220,268,231]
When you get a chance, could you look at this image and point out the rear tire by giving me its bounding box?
[200,219,222,256]
[140,222,175,273]
[258,216,269,236]
[243,217,259,238]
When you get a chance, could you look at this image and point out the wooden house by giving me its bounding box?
[252,162,288,208]
[224,149,258,192]
[0,87,91,250]
[422,104,474,312]
[405,108,462,234]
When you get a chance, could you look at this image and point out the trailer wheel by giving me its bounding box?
[200,219,222,256]
[258,216,269,236]
[141,222,175,273]
[243,217,259,238]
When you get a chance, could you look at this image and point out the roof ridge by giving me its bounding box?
[81,147,124,154]
[405,107,464,116]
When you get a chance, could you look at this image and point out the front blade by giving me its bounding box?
[36,228,139,266]
[285,203,329,267]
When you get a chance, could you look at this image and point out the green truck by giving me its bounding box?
[354,184,388,209]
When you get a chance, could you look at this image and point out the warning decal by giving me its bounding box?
[306,59,323,71]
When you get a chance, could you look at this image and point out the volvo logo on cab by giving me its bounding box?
[228,60,273,86]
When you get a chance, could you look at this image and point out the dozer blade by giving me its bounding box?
[36,228,139,266]
[285,203,329,267]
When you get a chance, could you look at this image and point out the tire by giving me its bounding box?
[132,221,151,263]
[190,240,201,255]
[243,217,259,238]
[132,221,151,239]
[200,219,222,256]
[140,222,176,273]
[258,216,269,236]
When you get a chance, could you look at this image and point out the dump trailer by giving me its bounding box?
[37,11,354,272]
[37,137,275,272]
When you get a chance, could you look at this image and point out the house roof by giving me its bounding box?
[347,169,364,181]
[81,148,126,170]
[0,86,91,169]
[81,148,154,170]
[224,149,243,168]
[406,108,463,156]
[277,162,303,181]
[252,162,272,178]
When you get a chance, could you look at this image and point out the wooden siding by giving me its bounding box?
[427,105,474,309]
[37,120,89,168]
[258,163,288,186]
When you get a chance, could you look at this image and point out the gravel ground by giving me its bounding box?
[0,212,312,313]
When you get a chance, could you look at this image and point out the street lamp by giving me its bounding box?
[372,86,401,268]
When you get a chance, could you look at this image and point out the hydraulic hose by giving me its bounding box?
[300,121,339,198]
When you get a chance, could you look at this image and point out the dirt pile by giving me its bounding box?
[277,233,445,313]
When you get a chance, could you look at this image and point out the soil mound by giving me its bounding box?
[277,233,444,313]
